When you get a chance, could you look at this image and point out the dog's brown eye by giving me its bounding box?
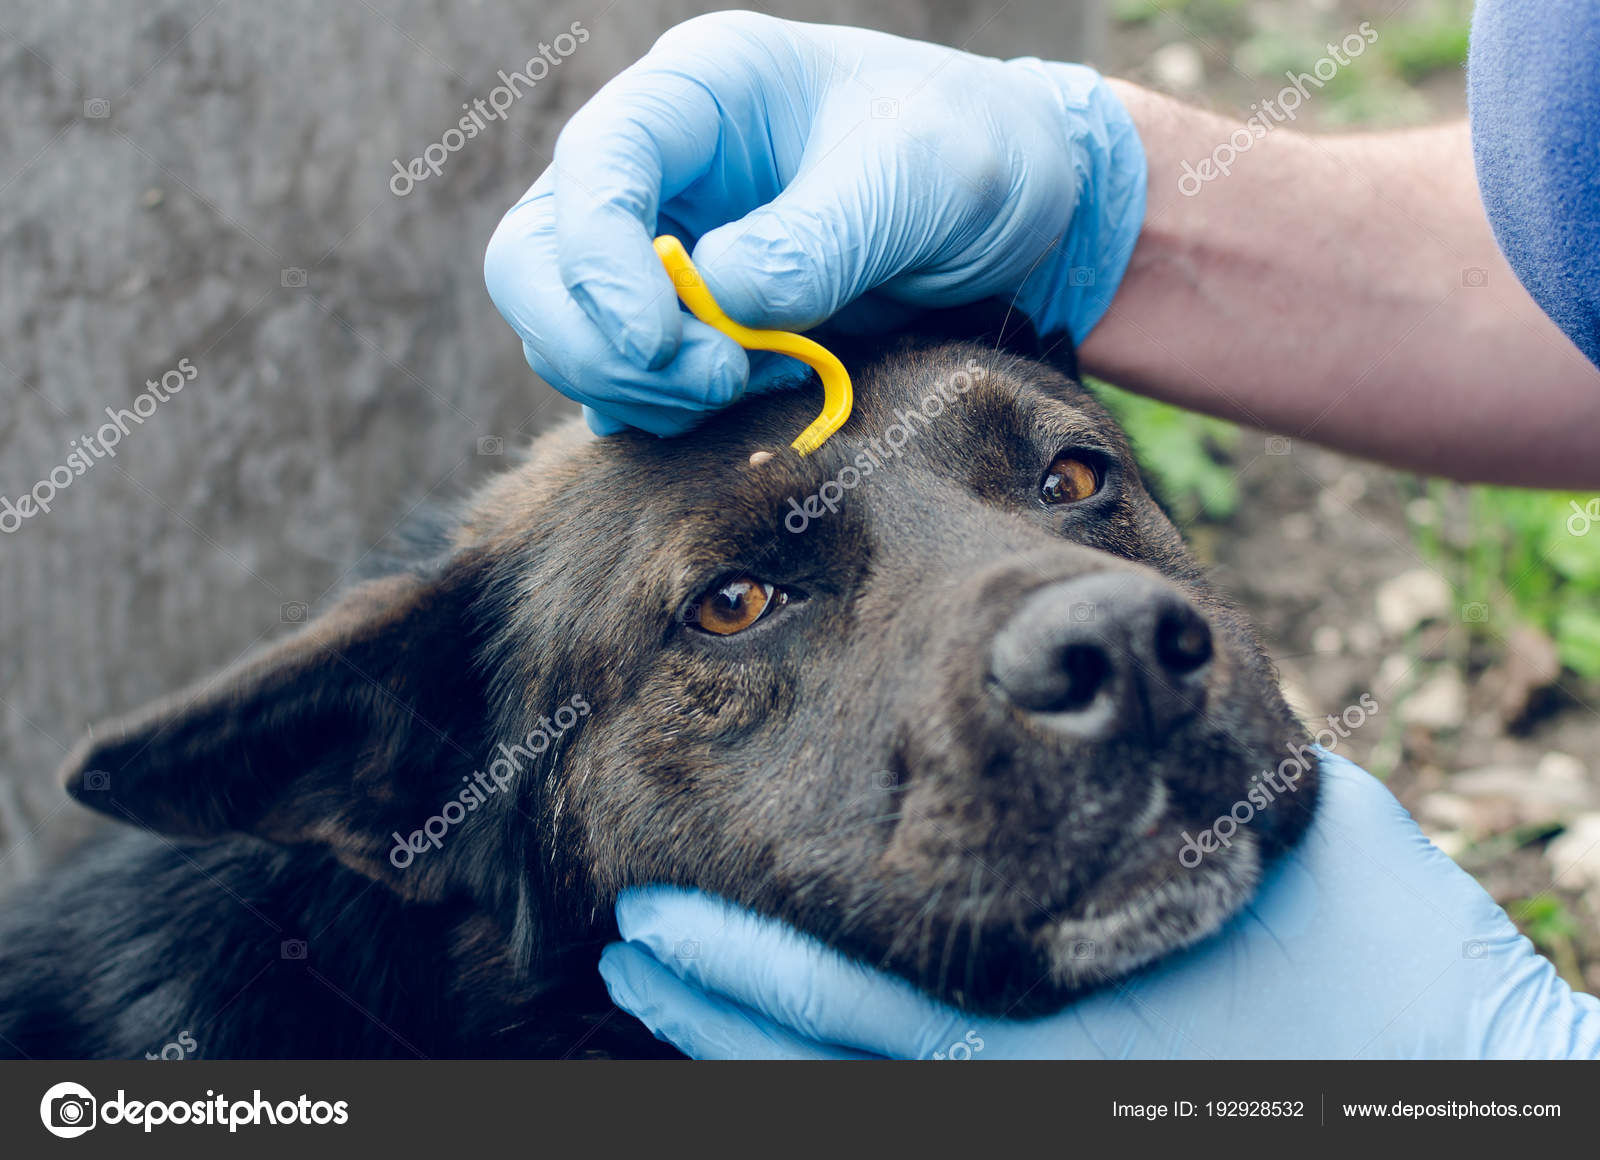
[1041,455,1099,504]
[690,577,783,635]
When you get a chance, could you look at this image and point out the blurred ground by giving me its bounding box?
[4,0,1599,995]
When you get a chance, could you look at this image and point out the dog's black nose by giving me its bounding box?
[989,573,1213,739]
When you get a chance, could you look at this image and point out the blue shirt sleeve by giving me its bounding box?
[1468,0,1600,368]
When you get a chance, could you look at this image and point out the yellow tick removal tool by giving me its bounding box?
[652,235,853,456]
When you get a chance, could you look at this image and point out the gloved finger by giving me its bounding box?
[614,886,974,1060]
[598,942,877,1060]
[691,132,925,333]
[583,406,627,437]
[486,189,752,435]
[550,69,716,369]
[551,10,823,365]
[522,322,749,438]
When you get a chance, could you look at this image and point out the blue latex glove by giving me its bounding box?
[483,10,1146,437]
[599,753,1600,1059]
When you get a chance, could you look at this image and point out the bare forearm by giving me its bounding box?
[1082,81,1600,487]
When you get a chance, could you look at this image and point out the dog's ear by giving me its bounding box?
[59,554,492,897]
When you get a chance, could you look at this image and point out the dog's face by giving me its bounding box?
[63,337,1316,1016]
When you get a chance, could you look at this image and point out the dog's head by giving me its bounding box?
[62,330,1316,1015]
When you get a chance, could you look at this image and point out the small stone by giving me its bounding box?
[1399,668,1467,731]
[1536,752,1587,786]
[1317,473,1367,519]
[1281,512,1315,542]
[1332,471,1368,504]
[1429,830,1470,859]
[1449,763,1592,828]
[1375,569,1453,638]
[1406,497,1439,527]
[1375,653,1414,698]
[1417,791,1476,831]
[1450,766,1529,796]
[1311,625,1342,655]
[1494,623,1561,726]
[1348,623,1381,654]
[1150,42,1204,92]
[1547,814,1600,892]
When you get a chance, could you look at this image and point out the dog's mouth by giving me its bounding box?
[828,738,1317,1016]
[1020,798,1265,999]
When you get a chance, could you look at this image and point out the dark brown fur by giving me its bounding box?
[0,332,1316,1057]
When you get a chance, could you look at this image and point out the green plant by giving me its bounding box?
[1377,4,1473,83]
[1410,482,1600,680]
[1230,1,1469,127]
[1112,0,1249,37]
[1508,894,1584,988]
[1088,379,1241,525]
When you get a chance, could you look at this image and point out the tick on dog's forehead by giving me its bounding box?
[606,349,1118,580]
[647,346,1120,504]
[471,342,1143,650]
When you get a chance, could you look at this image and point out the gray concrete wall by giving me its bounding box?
[0,0,1103,891]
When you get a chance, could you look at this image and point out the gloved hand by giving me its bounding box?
[484,10,1146,436]
[599,752,1600,1059]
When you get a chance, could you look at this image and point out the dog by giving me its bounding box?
[0,318,1318,1058]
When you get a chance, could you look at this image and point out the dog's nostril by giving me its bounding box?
[1154,607,1213,676]
[989,574,1213,739]
[1055,644,1111,713]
